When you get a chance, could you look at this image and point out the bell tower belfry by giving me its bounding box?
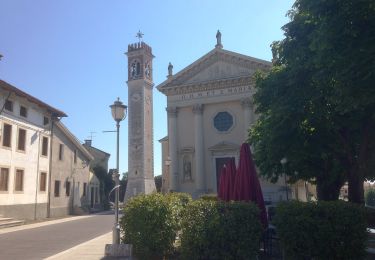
[124,35,156,202]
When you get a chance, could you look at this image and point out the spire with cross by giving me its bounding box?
[136,30,144,43]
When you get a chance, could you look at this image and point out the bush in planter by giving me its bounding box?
[274,201,367,260]
[120,193,177,259]
[180,200,262,260]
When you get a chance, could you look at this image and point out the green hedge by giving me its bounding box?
[121,193,191,259]
[180,200,262,260]
[274,201,368,260]
[366,189,375,207]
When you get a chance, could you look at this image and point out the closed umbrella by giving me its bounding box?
[218,164,227,201]
[225,158,236,201]
[233,143,268,228]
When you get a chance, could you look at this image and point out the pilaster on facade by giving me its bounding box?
[166,106,178,118]
[166,106,178,191]
[193,103,205,194]
[192,103,204,115]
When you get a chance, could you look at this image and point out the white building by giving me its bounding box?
[0,79,66,219]
[157,32,295,202]
[0,79,102,219]
[49,121,94,217]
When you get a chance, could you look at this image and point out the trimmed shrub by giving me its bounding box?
[180,200,262,260]
[366,206,375,229]
[165,192,192,228]
[274,201,368,260]
[199,194,218,201]
[366,188,375,207]
[120,193,177,259]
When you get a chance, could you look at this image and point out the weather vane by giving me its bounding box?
[136,30,144,43]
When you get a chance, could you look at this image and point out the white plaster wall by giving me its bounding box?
[50,126,90,212]
[203,101,244,192]
[0,92,51,206]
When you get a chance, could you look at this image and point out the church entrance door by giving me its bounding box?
[215,157,234,192]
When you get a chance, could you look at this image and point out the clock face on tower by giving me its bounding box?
[131,92,141,102]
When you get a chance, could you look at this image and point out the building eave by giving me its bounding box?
[0,79,67,117]
[55,121,94,161]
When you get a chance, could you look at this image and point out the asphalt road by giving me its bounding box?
[0,212,115,260]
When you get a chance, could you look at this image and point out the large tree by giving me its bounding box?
[249,0,375,203]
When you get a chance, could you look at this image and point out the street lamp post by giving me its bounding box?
[110,98,127,245]
[280,157,288,201]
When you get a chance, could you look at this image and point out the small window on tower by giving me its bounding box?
[136,62,141,76]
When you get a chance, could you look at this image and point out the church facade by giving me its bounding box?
[157,32,299,202]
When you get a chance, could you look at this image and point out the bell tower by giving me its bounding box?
[124,34,156,202]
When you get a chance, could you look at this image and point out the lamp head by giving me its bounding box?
[110,97,127,122]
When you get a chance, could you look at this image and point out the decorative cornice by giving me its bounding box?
[192,104,204,115]
[166,106,178,117]
[160,75,254,96]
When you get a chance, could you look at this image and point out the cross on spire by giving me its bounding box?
[136,30,144,43]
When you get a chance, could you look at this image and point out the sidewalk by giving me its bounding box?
[46,232,112,260]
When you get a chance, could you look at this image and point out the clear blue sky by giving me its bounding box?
[0,0,294,176]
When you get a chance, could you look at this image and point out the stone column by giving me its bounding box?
[193,104,205,193]
[241,98,253,140]
[166,107,178,191]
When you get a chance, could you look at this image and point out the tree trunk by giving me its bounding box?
[316,175,342,201]
[348,167,365,204]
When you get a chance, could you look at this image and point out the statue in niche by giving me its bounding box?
[183,155,192,181]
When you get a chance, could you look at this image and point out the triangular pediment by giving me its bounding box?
[157,48,271,93]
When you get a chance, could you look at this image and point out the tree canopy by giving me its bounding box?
[249,0,375,203]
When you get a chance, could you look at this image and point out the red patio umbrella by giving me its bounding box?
[225,158,236,201]
[218,165,227,201]
[233,143,268,228]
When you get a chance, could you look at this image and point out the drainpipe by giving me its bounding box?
[47,115,58,218]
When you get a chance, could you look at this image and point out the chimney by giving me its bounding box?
[84,139,92,147]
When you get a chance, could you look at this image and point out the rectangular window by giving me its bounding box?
[59,144,64,160]
[54,180,60,197]
[2,123,12,148]
[4,100,13,112]
[43,116,49,126]
[40,172,47,192]
[41,136,48,156]
[83,182,87,196]
[74,150,77,164]
[14,169,24,191]
[0,168,9,191]
[20,106,27,117]
[17,128,26,151]
[65,181,71,196]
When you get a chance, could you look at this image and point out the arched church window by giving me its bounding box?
[214,111,234,132]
